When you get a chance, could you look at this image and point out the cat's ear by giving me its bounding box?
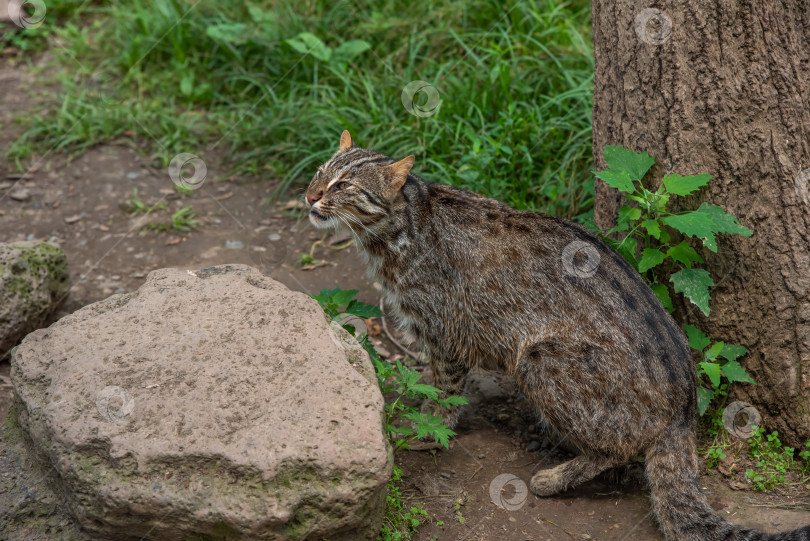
[339,130,353,151]
[384,155,415,196]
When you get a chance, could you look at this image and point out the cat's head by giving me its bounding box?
[305,131,414,230]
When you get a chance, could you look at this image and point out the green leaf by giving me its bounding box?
[345,299,384,318]
[333,39,371,61]
[704,341,725,362]
[662,203,752,252]
[697,202,753,237]
[330,288,359,307]
[206,23,248,44]
[402,411,456,448]
[666,241,704,268]
[700,361,722,388]
[642,219,661,239]
[697,386,716,416]
[638,248,666,273]
[603,145,655,181]
[594,169,635,193]
[670,268,714,315]
[651,284,674,312]
[720,360,756,384]
[719,344,747,362]
[615,236,638,269]
[683,324,711,351]
[436,395,469,408]
[285,32,331,62]
[248,5,276,25]
[617,205,642,225]
[662,173,712,196]
[408,384,440,401]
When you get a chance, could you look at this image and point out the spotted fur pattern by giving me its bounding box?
[305,132,810,541]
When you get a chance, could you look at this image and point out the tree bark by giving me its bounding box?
[592,0,810,444]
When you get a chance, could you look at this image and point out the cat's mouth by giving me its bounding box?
[309,208,335,229]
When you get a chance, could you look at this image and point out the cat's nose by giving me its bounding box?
[306,191,321,206]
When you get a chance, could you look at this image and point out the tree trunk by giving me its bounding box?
[592,0,810,444]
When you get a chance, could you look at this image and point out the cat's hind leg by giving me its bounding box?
[529,454,619,496]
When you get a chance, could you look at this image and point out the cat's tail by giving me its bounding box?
[645,424,810,541]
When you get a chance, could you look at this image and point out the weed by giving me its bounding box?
[311,287,467,539]
[378,464,428,541]
[295,253,316,267]
[174,184,194,197]
[10,0,594,219]
[744,427,796,491]
[170,207,199,231]
[143,206,199,232]
[121,188,168,216]
[705,445,727,470]
[594,146,754,415]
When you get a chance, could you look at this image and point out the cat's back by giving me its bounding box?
[413,179,693,389]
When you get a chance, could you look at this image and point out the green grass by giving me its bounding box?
[7,0,594,219]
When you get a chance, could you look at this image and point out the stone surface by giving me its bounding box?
[10,265,390,540]
[0,241,69,359]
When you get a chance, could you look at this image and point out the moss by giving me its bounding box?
[1,399,24,445]
[1,242,70,321]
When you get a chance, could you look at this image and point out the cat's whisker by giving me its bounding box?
[334,211,364,249]
[337,210,383,242]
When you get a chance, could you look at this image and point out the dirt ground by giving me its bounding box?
[1,55,809,540]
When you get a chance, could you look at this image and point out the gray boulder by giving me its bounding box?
[0,241,69,359]
[10,265,391,540]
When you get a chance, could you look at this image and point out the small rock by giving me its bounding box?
[497,413,510,422]
[10,188,30,201]
[527,440,541,452]
[0,241,69,358]
[64,215,82,224]
[268,233,282,242]
[225,240,245,249]
[126,172,140,179]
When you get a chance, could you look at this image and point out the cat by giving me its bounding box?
[305,131,810,541]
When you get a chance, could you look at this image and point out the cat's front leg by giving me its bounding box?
[419,356,469,430]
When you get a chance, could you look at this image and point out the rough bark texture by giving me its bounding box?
[592,0,810,444]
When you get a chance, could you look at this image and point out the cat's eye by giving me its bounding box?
[337,181,350,190]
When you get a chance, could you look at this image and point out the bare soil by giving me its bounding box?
[1,56,808,540]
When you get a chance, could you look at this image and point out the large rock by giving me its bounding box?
[0,241,70,359]
[10,265,391,540]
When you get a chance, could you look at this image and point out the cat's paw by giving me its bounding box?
[529,468,565,497]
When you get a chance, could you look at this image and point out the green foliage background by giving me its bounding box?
[5,0,594,220]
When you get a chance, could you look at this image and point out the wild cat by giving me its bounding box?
[305,131,810,541]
